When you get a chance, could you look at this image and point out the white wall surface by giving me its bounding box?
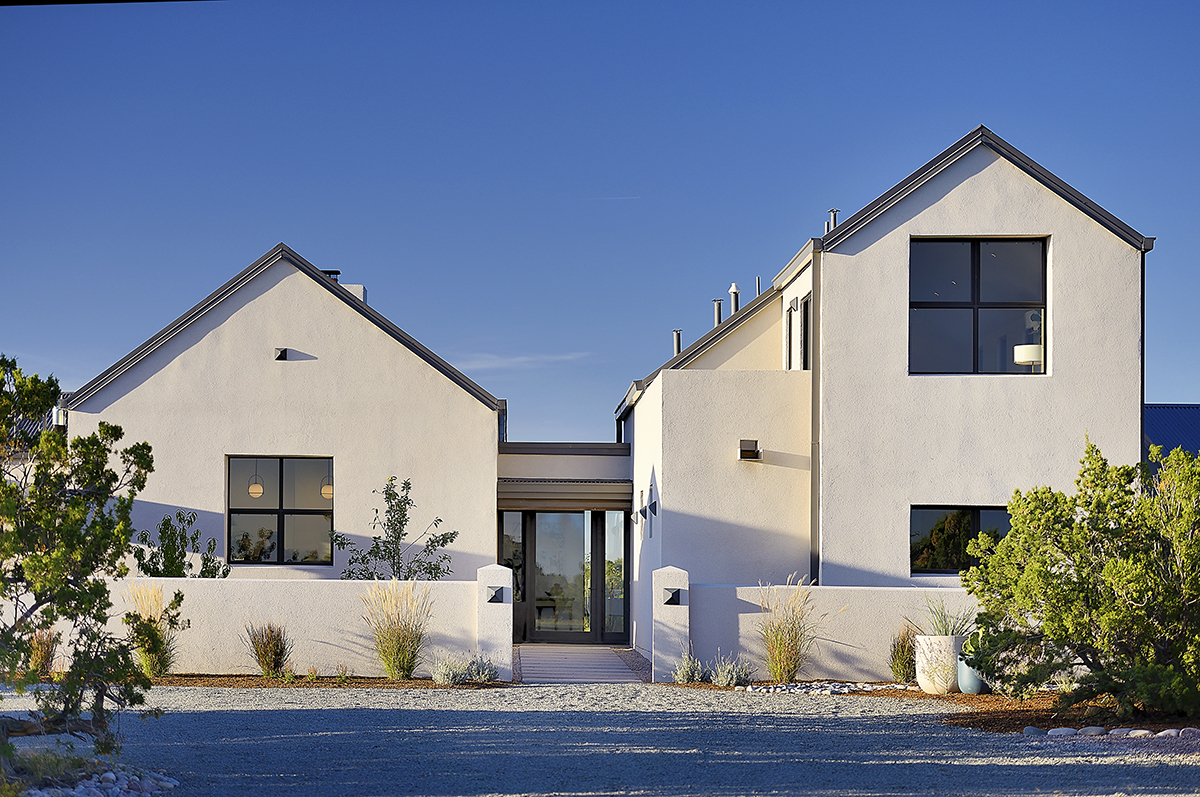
[628,378,663,658]
[659,369,811,586]
[107,577,493,678]
[818,146,1144,586]
[688,584,977,682]
[70,261,500,580]
[686,295,782,371]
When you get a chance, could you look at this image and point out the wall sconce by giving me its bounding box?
[739,439,762,461]
[486,586,505,604]
[648,500,657,516]
[662,588,683,606]
[275,348,288,361]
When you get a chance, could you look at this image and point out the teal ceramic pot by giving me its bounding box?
[957,656,991,695]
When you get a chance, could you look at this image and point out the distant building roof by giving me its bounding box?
[1144,404,1200,458]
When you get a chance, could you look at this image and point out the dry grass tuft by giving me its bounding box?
[126,581,178,677]
[757,574,824,683]
[244,622,293,677]
[361,580,433,680]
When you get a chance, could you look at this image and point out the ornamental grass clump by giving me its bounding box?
[907,594,974,637]
[432,653,498,685]
[245,622,293,677]
[757,574,824,683]
[126,581,182,678]
[710,650,754,688]
[889,624,918,683]
[361,579,433,680]
[27,629,60,681]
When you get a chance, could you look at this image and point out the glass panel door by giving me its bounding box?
[603,511,626,637]
[532,513,591,636]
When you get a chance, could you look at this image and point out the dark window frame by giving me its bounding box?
[228,456,334,566]
[910,505,1011,575]
[909,238,1047,375]
[786,293,812,372]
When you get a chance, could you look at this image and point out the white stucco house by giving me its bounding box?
[65,126,1154,675]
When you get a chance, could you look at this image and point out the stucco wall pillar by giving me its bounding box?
[652,565,690,683]
[476,564,514,681]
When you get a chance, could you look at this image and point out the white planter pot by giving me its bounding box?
[915,635,965,695]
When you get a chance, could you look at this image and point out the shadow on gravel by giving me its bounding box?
[112,703,1198,797]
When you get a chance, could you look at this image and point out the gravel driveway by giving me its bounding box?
[9,684,1200,796]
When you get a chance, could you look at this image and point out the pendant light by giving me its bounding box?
[320,460,333,500]
[247,459,265,499]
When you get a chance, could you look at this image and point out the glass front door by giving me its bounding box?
[500,510,629,644]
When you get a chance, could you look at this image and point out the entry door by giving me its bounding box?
[499,510,629,644]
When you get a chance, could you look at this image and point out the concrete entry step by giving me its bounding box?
[517,644,643,684]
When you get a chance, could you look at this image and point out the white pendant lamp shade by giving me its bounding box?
[1013,344,1044,367]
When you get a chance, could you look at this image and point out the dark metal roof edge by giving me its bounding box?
[67,244,502,412]
[821,126,1153,254]
[498,477,633,484]
[615,287,780,420]
[499,442,631,456]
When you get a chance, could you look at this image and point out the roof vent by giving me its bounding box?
[712,298,724,327]
[729,283,740,314]
[672,329,683,356]
[824,209,840,234]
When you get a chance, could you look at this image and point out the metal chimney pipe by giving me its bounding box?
[672,329,683,356]
[756,276,761,295]
[729,283,740,314]
[828,208,840,229]
[712,298,724,327]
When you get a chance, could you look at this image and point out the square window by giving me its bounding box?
[910,506,1010,574]
[909,239,1046,374]
[228,457,333,565]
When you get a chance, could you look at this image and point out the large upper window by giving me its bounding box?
[228,457,333,565]
[910,506,1011,574]
[909,239,1045,374]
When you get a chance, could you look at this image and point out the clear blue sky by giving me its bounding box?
[3,1,1198,442]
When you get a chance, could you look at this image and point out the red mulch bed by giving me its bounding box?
[151,674,507,690]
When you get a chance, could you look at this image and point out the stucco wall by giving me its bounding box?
[686,295,783,371]
[818,146,1144,586]
[628,378,663,658]
[658,369,811,586]
[107,577,491,677]
[70,262,500,580]
[688,584,977,682]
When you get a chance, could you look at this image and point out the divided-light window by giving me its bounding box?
[909,239,1046,374]
[910,506,1011,575]
[228,457,333,565]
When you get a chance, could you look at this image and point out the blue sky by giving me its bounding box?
[3,1,1198,441]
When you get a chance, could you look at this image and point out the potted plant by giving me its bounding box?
[957,628,991,695]
[909,596,973,695]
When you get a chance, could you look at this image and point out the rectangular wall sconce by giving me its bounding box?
[662,588,683,606]
[739,439,762,460]
[275,348,289,361]
[486,586,505,604]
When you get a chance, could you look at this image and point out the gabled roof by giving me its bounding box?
[66,243,503,412]
[615,285,780,419]
[821,125,1155,254]
[1144,404,1200,458]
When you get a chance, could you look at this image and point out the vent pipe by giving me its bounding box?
[729,283,740,314]
[756,276,761,295]
[712,298,724,327]
[824,208,840,234]
[672,329,683,356]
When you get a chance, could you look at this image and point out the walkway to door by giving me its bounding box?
[517,644,645,684]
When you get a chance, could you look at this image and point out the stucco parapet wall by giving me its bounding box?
[105,577,496,679]
[686,584,978,683]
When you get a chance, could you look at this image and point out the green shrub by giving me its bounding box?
[964,442,1200,717]
[134,509,230,579]
[125,581,186,678]
[361,579,432,679]
[757,574,823,683]
[433,653,498,685]
[245,622,293,677]
[889,624,917,683]
[710,650,754,687]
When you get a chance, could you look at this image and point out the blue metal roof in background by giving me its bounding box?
[1144,404,1200,459]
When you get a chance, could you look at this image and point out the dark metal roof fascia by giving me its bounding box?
[820,126,1154,254]
[499,442,631,456]
[772,238,820,289]
[615,286,781,420]
[67,243,502,412]
[614,380,644,420]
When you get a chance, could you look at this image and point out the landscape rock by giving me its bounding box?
[1023,726,1048,735]
[1078,726,1108,736]
[1047,727,1077,736]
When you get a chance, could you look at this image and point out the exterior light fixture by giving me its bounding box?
[320,461,333,500]
[739,439,762,461]
[275,348,288,361]
[247,459,265,499]
[663,588,682,606]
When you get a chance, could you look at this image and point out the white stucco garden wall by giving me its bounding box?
[817,146,1144,587]
[70,261,501,581]
[628,378,663,659]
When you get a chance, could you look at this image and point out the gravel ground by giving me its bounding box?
[6,684,1199,797]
